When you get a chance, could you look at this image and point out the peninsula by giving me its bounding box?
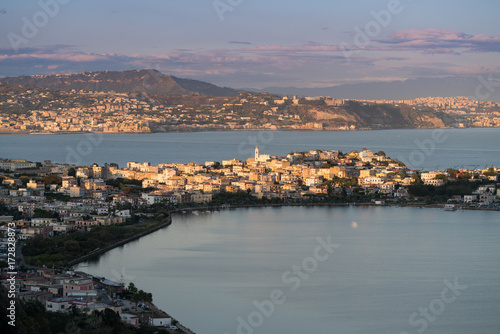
[1,70,500,134]
[0,147,499,332]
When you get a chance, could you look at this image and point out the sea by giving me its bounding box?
[1,128,500,170]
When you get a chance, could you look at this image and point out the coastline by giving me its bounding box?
[67,215,172,266]
[2,126,499,135]
[73,201,500,268]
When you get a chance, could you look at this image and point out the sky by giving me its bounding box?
[0,0,500,89]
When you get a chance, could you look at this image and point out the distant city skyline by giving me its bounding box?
[0,0,499,93]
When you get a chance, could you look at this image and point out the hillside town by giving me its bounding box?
[1,147,499,330]
[359,96,500,128]
[1,147,499,240]
[1,83,500,133]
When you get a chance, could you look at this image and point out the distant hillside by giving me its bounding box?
[0,70,241,97]
[171,76,241,96]
[286,99,446,129]
[246,76,500,102]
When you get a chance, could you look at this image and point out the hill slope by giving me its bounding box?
[0,70,241,96]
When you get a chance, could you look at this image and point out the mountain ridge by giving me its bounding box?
[0,70,242,97]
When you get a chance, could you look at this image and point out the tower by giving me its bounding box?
[255,146,259,160]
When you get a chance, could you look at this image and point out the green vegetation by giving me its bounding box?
[42,175,62,185]
[45,192,71,202]
[211,190,281,205]
[408,179,488,202]
[33,209,60,219]
[106,178,143,194]
[23,218,169,268]
[484,167,497,176]
[0,202,22,220]
[127,283,153,304]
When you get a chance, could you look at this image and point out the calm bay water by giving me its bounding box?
[76,206,500,334]
[1,128,500,169]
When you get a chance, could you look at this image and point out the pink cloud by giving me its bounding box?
[376,28,500,53]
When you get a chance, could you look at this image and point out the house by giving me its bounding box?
[480,193,496,204]
[305,175,323,187]
[52,224,73,234]
[464,195,478,203]
[45,298,74,312]
[18,291,54,304]
[190,192,212,203]
[69,186,85,198]
[62,177,77,189]
[394,188,409,198]
[31,218,58,226]
[19,226,54,239]
[92,216,125,226]
[141,193,165,205]
[97,207,109,215]
[121,313,139,327]
[115,210,132,219]
[27,180,45,190]
[150,316,172,327]
[63,278,93,297]
[424,178,445,186]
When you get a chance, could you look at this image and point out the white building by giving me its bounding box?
[46,298,73,312]
[464,195,478,203]
[150,317,172,327]
[115,210,132,219]
[69,186,85,198]
[424,179,445,186]
[141,193,165,205]
[305,175,323,187]
[255,146,270,162]
[121,313,139,327]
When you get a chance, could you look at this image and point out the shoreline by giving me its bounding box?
[72,201,499,268]
[75,203,500,266]
[67,216,172,266]
[1,126,499,135]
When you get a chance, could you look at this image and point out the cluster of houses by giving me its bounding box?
[0,148,498,329]
[3,82,500,134]
[0,268,172,328]
[1,148,499,244]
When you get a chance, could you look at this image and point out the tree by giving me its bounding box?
[446,168,459,178]
[42,175,62,185]
[377,151,386,157]
[19,176,30,186]
[435,174,447,180]
[101,308,123,330]
[411,174,422,184]
[484,167,496,176]
[458,172,471,180]
[68,167,76,177]
[64,240,80,252]
[128,282,138,294]
[33,209,59,219]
